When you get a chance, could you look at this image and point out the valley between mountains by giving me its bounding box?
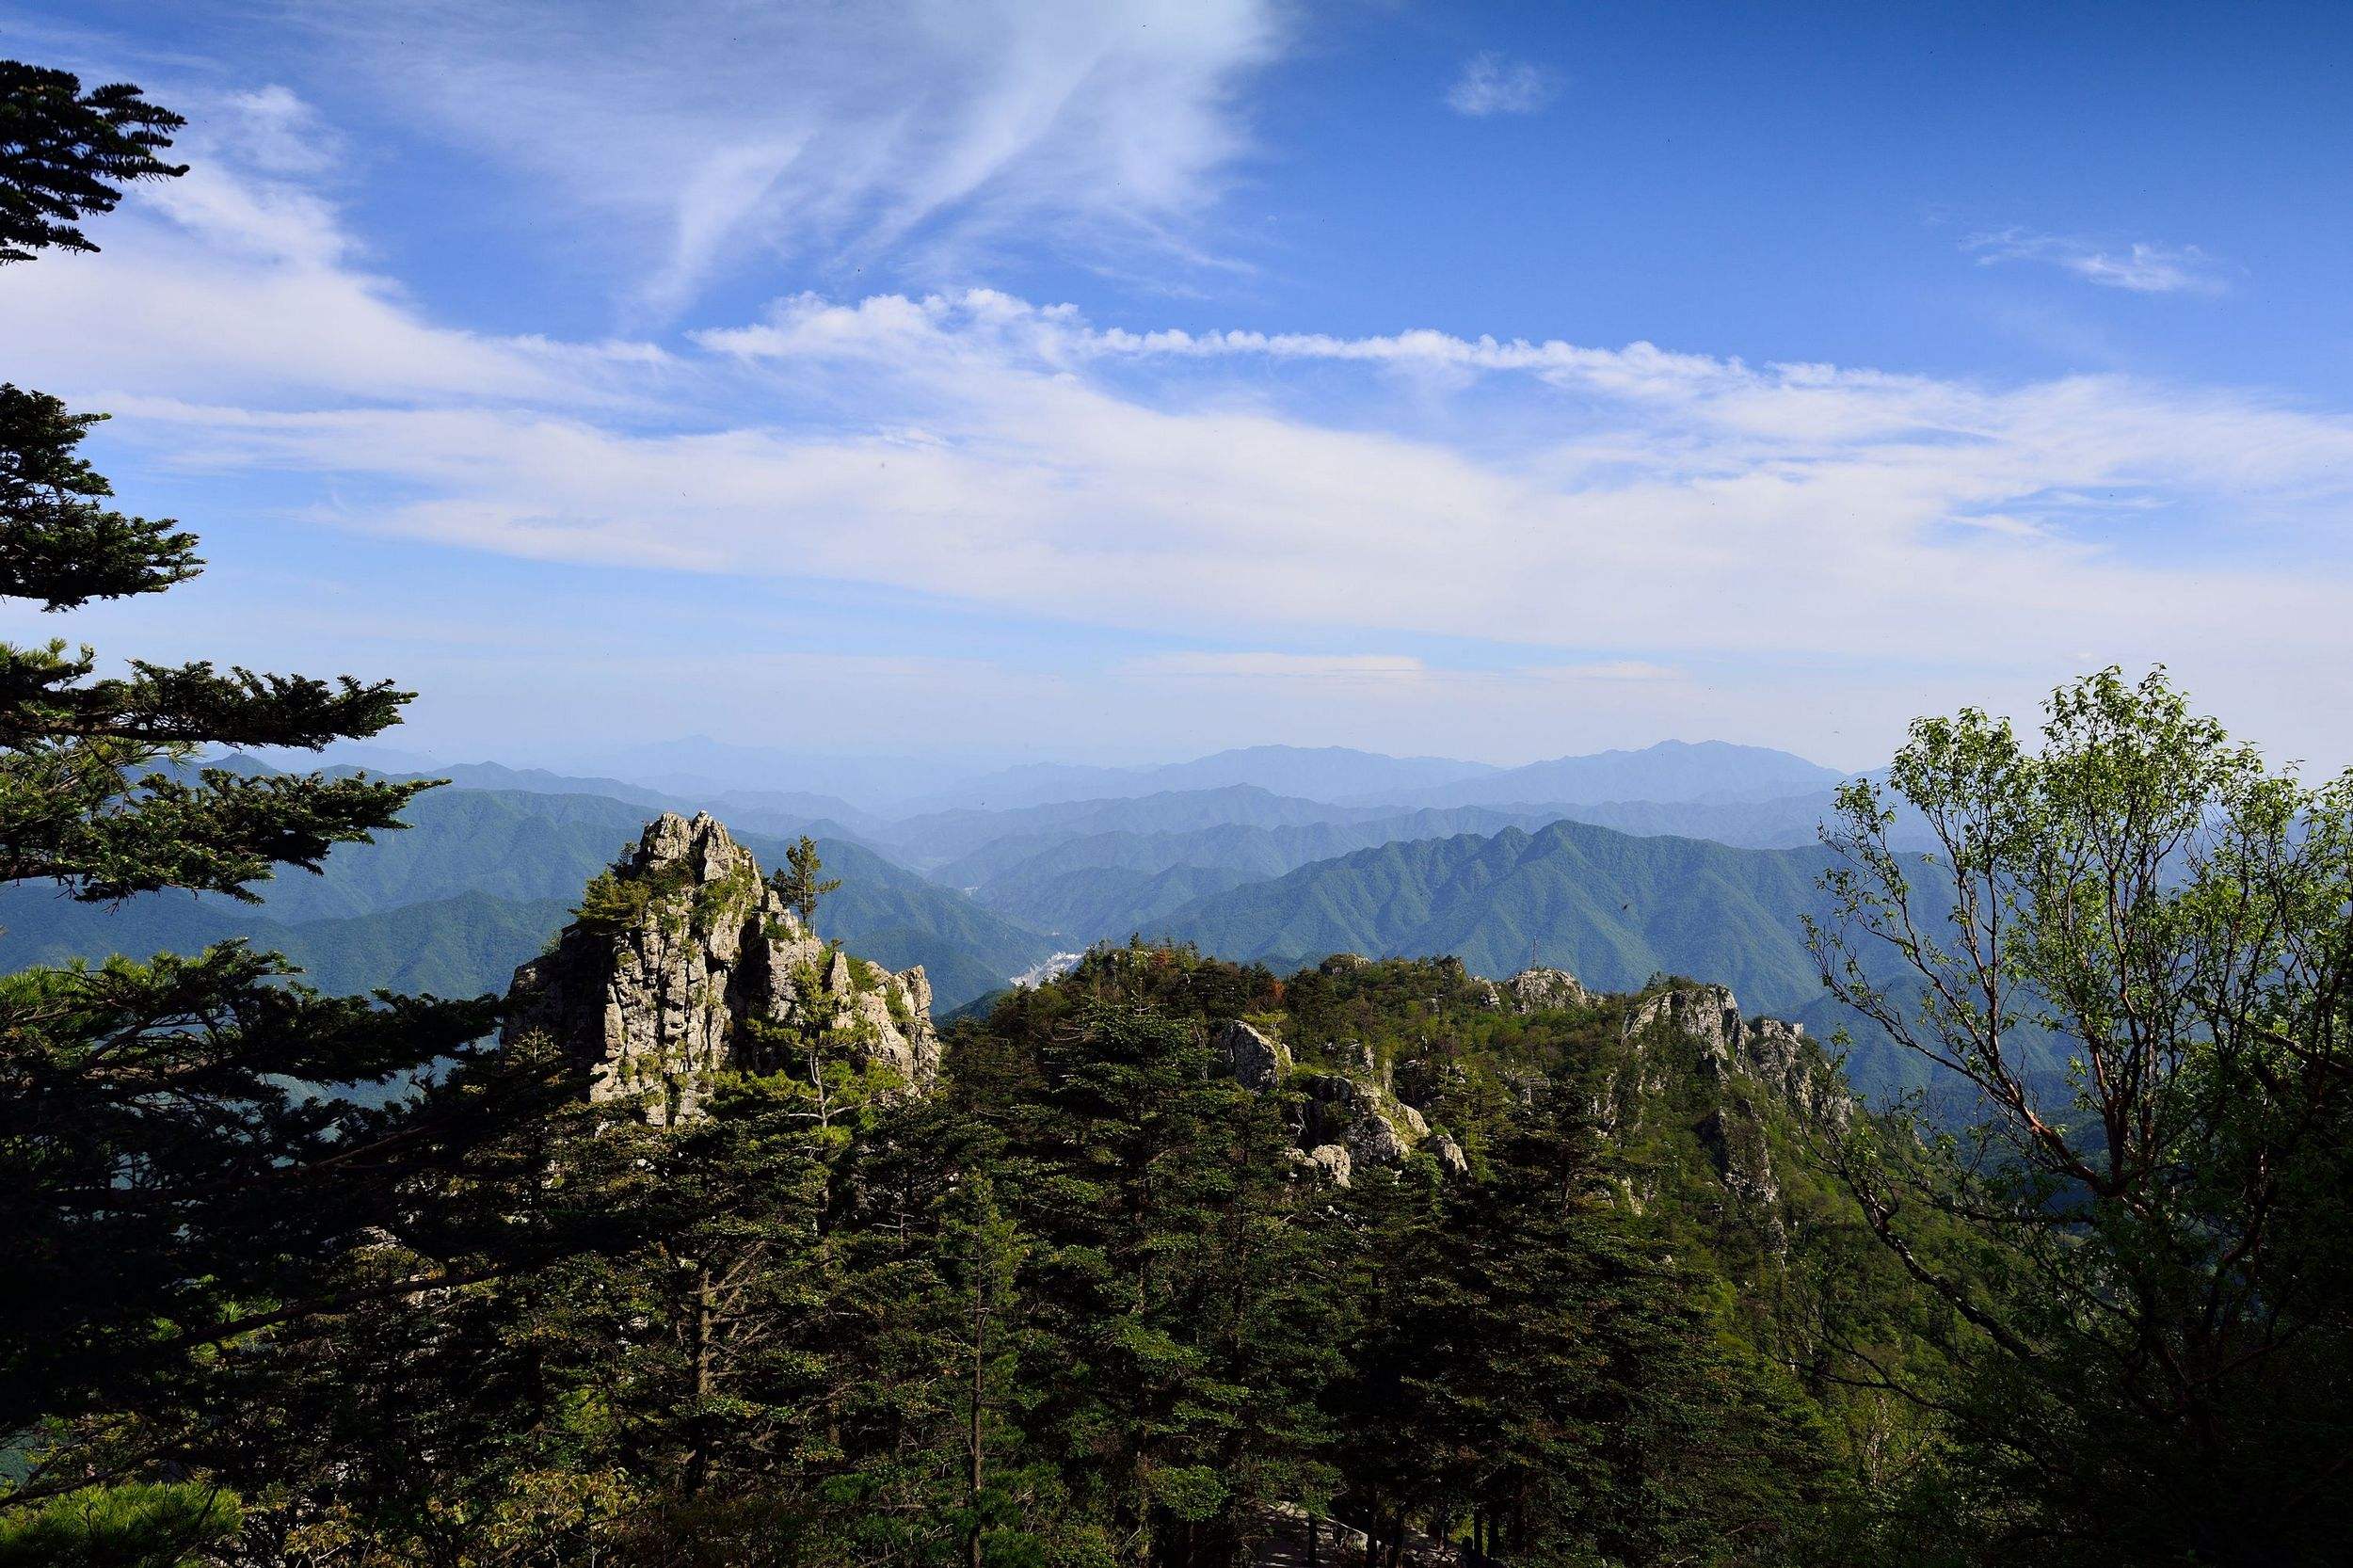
[0,741,1949,1098]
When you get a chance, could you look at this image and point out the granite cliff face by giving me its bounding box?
[502,812,937,1126]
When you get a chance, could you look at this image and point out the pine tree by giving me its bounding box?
[0,61,504,1511]
[771,835,841,929]
[0,60,186,263]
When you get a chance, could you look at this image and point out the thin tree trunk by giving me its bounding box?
[968,1263,987,1568]
[684,1268,714,1496]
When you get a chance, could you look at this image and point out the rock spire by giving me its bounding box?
[502,812,937,1127]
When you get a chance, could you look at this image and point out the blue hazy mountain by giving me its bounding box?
[0,788,1054,1012]
[1359,740,1849,808]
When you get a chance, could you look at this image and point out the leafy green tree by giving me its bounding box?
[772,835,841,929]
[1811,667,2353,1566]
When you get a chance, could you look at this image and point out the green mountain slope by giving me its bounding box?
[955,808,1560,939]
[210,788,664,923]
[2,792,1055,1012]
[1150,820,1945,1096]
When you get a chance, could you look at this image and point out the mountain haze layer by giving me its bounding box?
[1,787,1055,1012]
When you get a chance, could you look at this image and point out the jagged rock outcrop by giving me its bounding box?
[1214,1018,1291,1093]
[1501,966,1597,1013]
[1741,1016,1853,1130]
[1302,1070,1432,1173]
[1607,979,1856,1235]
[1287,1143,1353,1187]
[502,812,937,1127]
[1205,1014,1448,1185]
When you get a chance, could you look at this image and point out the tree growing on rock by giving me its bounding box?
[772,834,841,929]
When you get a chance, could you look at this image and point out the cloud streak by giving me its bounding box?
[285,0,1285,317]
[1967,228,2227,295]
[1445,52,1557,117]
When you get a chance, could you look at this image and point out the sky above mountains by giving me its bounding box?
[6,0,2351,773]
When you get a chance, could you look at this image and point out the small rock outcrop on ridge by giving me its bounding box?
[1204,963,1848,1208]
[1477,966,1596,1014]
[502,812,937,1127]
[1604,977,1855,1230]
[1214,1018,1291,1093]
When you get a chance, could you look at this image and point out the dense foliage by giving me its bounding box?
[0,59,506,1556]
[80,945,1914,1567]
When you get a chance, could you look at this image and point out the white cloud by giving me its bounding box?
[1445,52,1557,117]
[0,118,669,408]
[1967,228,2227,295]
[285,0,1285,315]
[13,113,2353,767]
[62,265,2353,689]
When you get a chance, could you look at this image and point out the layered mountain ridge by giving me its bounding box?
[513,813,1854,1244]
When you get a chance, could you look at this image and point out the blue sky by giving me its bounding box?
[4,0,2350,773]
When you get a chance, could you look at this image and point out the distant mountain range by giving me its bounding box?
[5,739,1965,1096]
[1,787,1056,1013]
[317,738,1855,818]
[1351,740,1849,809]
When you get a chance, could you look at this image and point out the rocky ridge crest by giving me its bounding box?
[1213,962,1850,1200]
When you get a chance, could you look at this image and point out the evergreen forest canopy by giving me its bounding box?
[5,63,2353,1568]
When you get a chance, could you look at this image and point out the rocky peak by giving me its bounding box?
[501,811,938,1127]
[1501,966,1597,1013]
[1607,979,1857,1235]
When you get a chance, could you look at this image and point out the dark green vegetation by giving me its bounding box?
[0,62,501,1564]
[10,937,1923,1566]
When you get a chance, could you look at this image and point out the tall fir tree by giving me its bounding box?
[0,61,504,1523]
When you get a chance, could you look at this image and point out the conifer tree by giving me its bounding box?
[772,834,841,929]
[0,61,502,1510]
[0,60,185,262]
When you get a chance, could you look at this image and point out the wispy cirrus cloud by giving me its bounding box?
[1445,52,1557,117]
[283,0,1286,318]
[1966,227,2227,295]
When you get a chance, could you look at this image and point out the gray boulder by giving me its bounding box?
[1213,1018,1291,1092]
